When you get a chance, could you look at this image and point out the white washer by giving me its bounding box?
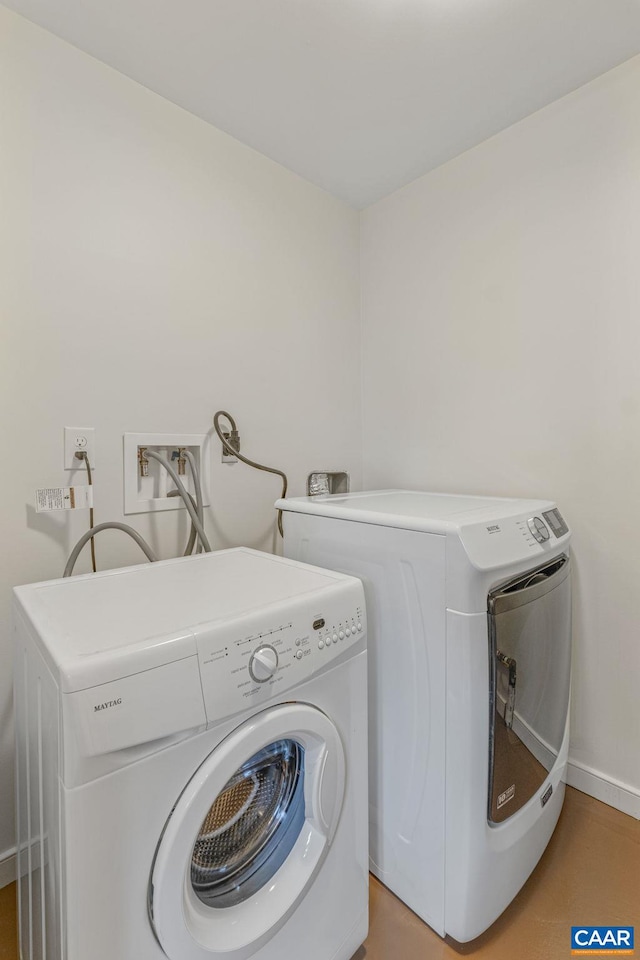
[276,490,572,943]
[13,547,368,960]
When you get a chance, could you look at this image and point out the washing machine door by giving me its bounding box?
[149,703,345,960]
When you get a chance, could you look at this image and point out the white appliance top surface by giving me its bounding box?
[14,548,346,667]
[277,489,555,533]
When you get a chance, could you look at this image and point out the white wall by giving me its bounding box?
[0,7,361,868]
[361,56,640,814]
[2,4,639,888]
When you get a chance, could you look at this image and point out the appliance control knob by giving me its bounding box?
[527,516,550,543]
[249,645,279,683]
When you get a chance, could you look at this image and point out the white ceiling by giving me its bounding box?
[5,0,640,207]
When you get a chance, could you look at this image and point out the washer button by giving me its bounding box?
[295,650,303,660]
[345,628,351,637]
[333,633,339,643]
[357,622,362,632]
[318,640,324,650]
[339,631,345,640]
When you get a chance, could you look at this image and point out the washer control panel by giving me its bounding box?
[542,507,569,538]
[314,616,364,652]
[516,508,569,548]
[527,516,550,543]
[459,503,570,570]
[194,581,366,724]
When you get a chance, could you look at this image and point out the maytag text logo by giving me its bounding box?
[571,927,634,955]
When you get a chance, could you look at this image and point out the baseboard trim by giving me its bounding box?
[566,759,640,820]
[0,847,16,889]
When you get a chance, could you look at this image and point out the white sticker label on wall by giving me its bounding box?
[36,486,93,512]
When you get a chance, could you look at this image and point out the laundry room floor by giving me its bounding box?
[0,880,16,960]
[0,787,638,960]
[356,786,640,960]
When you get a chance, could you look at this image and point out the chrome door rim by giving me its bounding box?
[190,739,305,908]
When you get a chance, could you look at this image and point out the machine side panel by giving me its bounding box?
[14,607,63,960]
[283,512,447,934]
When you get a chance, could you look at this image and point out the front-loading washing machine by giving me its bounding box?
[276,489,571,943]
[13,547,368,960]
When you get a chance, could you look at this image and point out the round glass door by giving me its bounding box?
[191,739,305,908]
[149,703,345,960]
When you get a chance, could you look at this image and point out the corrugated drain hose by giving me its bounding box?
[213,410,288,537]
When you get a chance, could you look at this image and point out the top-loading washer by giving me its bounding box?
[276,489,571,942]
[13,547,368,960]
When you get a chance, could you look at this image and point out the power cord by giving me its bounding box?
[75,451,97,572]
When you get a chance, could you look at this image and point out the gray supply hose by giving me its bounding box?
[182,449,204,553]
[64,523,158,578]
[144,449,212,553]
[213,410,288,537]
[168,489,199,556]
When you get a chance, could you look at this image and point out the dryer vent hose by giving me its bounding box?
[213,411,288,537]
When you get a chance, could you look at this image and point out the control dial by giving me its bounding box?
[527,516,550,543]
[249,644,279,683]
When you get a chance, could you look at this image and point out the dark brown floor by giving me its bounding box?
[1,787,638,960]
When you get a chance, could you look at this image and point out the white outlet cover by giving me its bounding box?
[64,426,96,470]
[123,433,211,515]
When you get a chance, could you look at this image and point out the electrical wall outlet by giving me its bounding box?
[123,433,211,515]
[64,427,95,469]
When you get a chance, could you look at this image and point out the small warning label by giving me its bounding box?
[36,486,93,512]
